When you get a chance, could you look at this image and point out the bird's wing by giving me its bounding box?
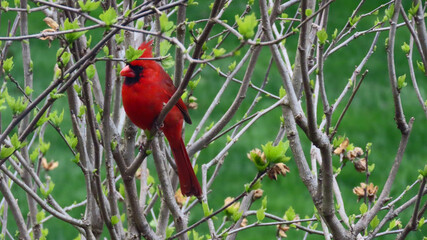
[159,66,192,124]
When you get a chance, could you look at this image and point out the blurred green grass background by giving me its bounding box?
[1,0,426,239]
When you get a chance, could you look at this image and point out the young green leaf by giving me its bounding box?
[111,215,119,225]
[388,219,397,230]
[188,76,201,90]
[284,206,296,221]
[72,152,80,164]
[49,88,65,100]
[50,110,64,127]
[311,223,318,230]
[245,179,262,192]
[332,28,338,40]
[25,86,33,95]
[166,227,175,238]
[1,1,9,8]
[6,95,28,115]
[136,20,144,29]
[99,7,118,27]
[159,13,174,33]
[418,164,427,177]
[408,3,420,19]
[261,196,268,209]
[333,135,346,148]
[125,46,144,62]
[417,60,425,73]
[3,57,14,73]
[235,13,258,39]
[36,210,46,224]
[65,130,78,149]
[317,29,328,45]
[30,149,39,162]
[202,202,212,217]
[262,141,290,163]
[62,19,87,43]
[360,202,368,215]
[0,98,5,112]
[40,181,55,198]
[118,183,126,199]
[60,51,71,66]
[397,74,407,90]
[384,4,394,21]
[349,15,361,26]
[256,208,265,222]
[161,56,174,69]
[86,65,96,79]
[0,147,15,159]
[231,210,243,222]
[418,217,425,230]
[111,141,117,151]
[160,40,172,56]
[39,140,51,154]
[370,215,380,229]
[279,86,287,98]
[10,133,24,150]
[78,0,100,12]
[115,30,125,44]
[213,48,226,57]
[228,61,236,72]
[78,105,87,118]
[368,163,375,173]
[401,42,410,54]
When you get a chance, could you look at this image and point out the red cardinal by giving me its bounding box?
[120,41,201,197]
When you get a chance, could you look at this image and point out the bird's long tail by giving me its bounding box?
[168,136,201,197]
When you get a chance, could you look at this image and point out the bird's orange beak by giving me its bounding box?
[120,65,136,78]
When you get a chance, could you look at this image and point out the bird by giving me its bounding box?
[120,40,201,197]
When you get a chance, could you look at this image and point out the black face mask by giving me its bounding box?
[124,65,143,86]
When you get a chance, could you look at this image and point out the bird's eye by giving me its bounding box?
[134,66,143,71]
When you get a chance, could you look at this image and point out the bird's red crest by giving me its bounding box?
[129,40,154,67]
[138,40,154,59]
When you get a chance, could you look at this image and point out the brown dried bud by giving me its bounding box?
[252,189,264,201]
[247,148,265,162]
[135,168,149,179]
[268,163,290,180]
[353,158,367,172]
[188,101,198,109]
[353,182,378,202]
[294,215,301,225]
[43,17,59,30]
[366,183,378,201]
[240,218,248,227]
[224,197,240,216]
[135,168,142,179]
[39,28,56,41]
[224,197,234,206]
[333,138,349,155]
[353,147,364,156]
[188,96,198,109]
[353,184,365,198]
[277,224,290,238]
[395,220,402,228]
[347,147,364,160]
[175,188,188,208]
[247,148,267,171]
[54,64,61,76]
[41,157,59,171]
